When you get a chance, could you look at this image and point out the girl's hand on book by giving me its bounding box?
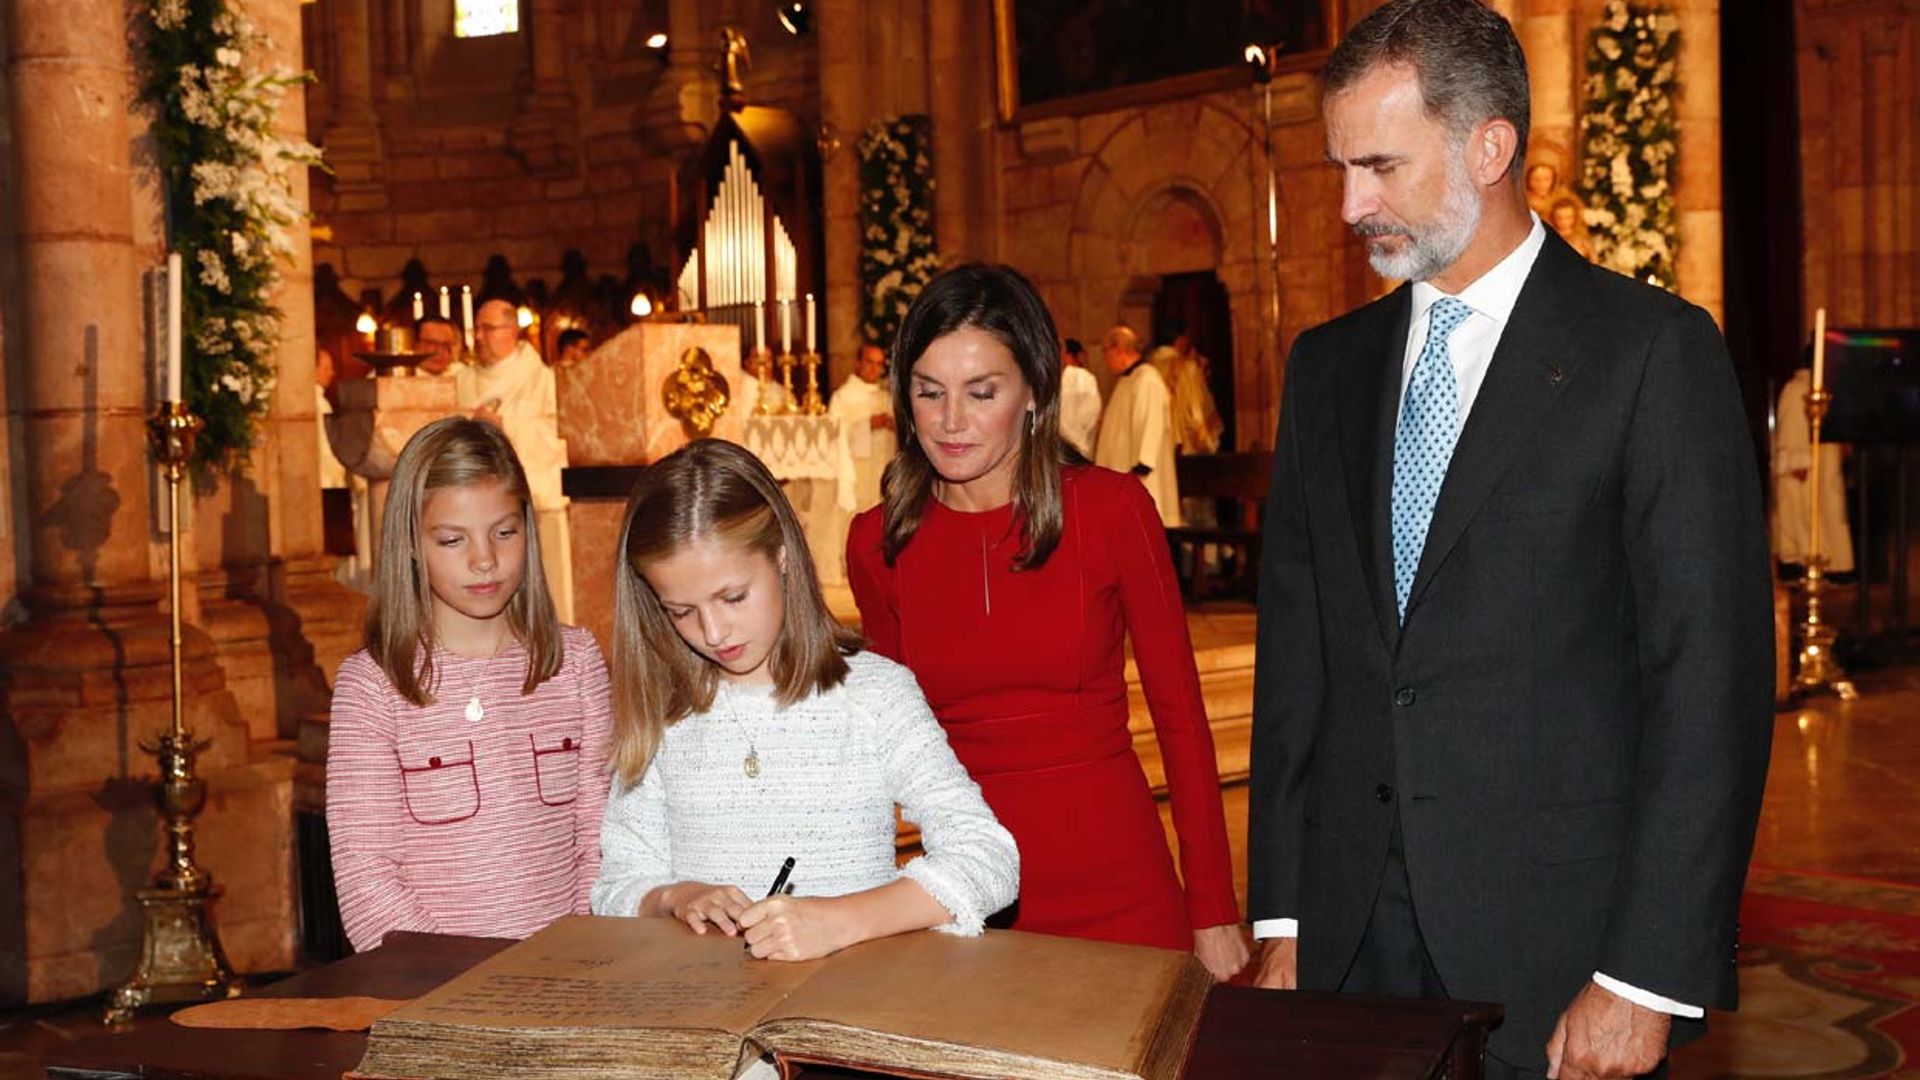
[660,883,753,936]
[738,896,852,961]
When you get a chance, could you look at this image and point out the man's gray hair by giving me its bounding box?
[1323,0,1531,179]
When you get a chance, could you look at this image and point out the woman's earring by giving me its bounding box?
[1026,410,1036,434]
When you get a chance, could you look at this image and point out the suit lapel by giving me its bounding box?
[1333,287,1411,653]
[1403,234,1599,618]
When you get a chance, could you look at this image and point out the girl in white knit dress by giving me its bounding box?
[591,439,1017,962]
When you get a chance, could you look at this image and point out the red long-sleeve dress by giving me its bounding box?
[847,464,1240,949]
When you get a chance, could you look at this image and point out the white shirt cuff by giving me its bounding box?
[1592,972,1705,1018]
[1252,918,1298,940]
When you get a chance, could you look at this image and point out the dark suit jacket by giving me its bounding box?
[1247,232,1774,1069]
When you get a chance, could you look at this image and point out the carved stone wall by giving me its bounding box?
[1797,0,1920,332]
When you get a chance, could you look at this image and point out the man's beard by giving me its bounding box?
[1354,157,1483,283]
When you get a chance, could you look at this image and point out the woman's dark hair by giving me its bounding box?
[881,262,1080,571]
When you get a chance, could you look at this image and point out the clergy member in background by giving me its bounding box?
[1774,366,1854,576]
[823,343,897,585]
[1060,337,1102,458]
[555,328,591,369]
[1169,331,1225,458]
[415,315,461,376]
[457,298,575,622]
[740,347,790,415]
[833,344,897,511]
[1094,325,1181,526]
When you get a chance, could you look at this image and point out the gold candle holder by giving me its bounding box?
[776,352,800,415]
[749,349,780,416]
[106,402,238,1024]
[799,352,826,416]
[1793,386,1858,701]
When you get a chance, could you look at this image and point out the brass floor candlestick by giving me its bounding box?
[106,401,238,1024]
[1793,386,1859,701]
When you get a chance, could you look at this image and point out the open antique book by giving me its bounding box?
[349,915,1209,1080]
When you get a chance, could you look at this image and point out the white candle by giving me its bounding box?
[804,293,816,355]
[752,299,764,353]
[166,252,183,402]
[438,286,451,319]
[412,291,424,321]
[1812,307,1828,392]
[779,298,791,356]
[461,286,475,352]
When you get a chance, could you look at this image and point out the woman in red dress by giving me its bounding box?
[847,263,1246,979]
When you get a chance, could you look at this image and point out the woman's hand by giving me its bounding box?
[650,882,753,936]
[738,896,856,961]
[1193,923,1251,982]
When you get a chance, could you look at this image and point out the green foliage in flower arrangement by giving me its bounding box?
[857,116,939,350]
[138,0,322,469]
[1578,0,1680,290]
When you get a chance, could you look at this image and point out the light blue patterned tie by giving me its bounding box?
[1392,296,1472,621]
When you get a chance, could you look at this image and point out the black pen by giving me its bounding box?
[765,856,796,899]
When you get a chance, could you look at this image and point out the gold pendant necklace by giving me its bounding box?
[744,746,761,779]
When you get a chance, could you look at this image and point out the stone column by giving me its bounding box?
[639,0,718,156]
[1670,0,1723,322]
[326,0,386,209]
[818,0,869,375]
[926,0,998,266]
[0,0,288,1006]
[1518,0,1577,179]
[506,0,579,176]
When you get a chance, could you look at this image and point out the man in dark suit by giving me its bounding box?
[1245,2,1774,1079]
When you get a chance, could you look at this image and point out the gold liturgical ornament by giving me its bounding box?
[663,346,731,439]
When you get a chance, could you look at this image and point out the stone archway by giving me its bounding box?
[1062,97,1275,448]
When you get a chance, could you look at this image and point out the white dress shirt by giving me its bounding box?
[1253,216,1703,1020]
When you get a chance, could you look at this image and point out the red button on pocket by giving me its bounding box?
[562,737,573,751]
[429,756,442,768]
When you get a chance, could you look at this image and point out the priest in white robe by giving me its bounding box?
[1093,325,1181,526]
[1059,337,1102,458]
[819,345,897,585]
[457,298,576,621]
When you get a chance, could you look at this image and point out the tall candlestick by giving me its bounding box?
[461,286,475,352]
[779,298,792,356]
[438,286,451,319]
[752,299,764,353]
[412,291,424,321]
[805,293,816,354]
[166,252,183,402]
[1812,307,1828,392]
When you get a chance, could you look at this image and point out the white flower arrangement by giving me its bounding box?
[141,0,323,467]
[856,116,939,348]
[1578,0,1680,289]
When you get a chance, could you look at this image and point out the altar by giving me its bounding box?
[557,322,856,643]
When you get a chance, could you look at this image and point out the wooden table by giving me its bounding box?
[45,933,1500,1080]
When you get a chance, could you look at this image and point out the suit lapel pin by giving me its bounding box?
[1547,365,1564,385]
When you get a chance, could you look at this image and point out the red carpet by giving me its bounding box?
[1672,869,1920,1079]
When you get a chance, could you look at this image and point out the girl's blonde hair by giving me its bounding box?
[365,416,563,706]
[611,438,859,784]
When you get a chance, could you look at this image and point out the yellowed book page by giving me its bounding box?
[381,916,824,1035]
[753,929,1203,1076]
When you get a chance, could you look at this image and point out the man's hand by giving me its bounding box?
[473,403,503,428]
[1545,981,1670,1080]
[1249,937,1298,989]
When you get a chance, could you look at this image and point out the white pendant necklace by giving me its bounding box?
[465,693,485,724]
